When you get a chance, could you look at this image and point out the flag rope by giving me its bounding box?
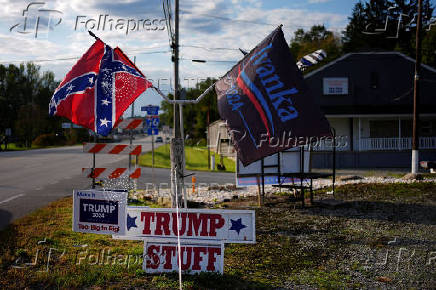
[174,166,183,290]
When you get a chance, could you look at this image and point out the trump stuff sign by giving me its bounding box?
[143,241,225,274]
[114,208,256,243]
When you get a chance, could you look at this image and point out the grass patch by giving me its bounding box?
[1,143,79,151]
[0,182,435,288]
[138,144,235,172]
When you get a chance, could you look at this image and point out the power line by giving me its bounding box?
[0,51,170,64]
[180,9,278,27]
[180,44,243,52]
[180,57,237,64]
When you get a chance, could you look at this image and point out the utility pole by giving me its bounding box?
[412,0,423,174]
[170,0,184,207]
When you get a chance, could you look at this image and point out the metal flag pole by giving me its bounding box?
[170,0,183,208]
[412,0,423,174]
[92,132,97,189]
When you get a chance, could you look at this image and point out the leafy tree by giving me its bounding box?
[343,0,435,60]
[422,26,436,67]
[0,62,61,147]
[160,78,219,141]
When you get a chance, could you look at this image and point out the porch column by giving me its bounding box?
[349,117,354,151]
[358,117,361,151]
[398,118,401,151]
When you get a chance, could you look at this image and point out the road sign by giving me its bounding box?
[143,241,224,274]
[62,122,82,129]
[141,105,159,115]
[147,128,159,135]
[73,189,127,235]
[146,116,160,128]
[114,207,256,243]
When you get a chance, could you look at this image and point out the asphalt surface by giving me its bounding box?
[0,136,234,230]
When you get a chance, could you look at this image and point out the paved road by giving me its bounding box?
[0,136,234,230]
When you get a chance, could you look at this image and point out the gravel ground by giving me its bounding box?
[133,175,436,205]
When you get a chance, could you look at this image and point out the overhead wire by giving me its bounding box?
[179,9,278,27]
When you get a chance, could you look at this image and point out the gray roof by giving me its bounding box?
[304,52,436,115]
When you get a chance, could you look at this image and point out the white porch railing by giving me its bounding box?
[359,137,436,151]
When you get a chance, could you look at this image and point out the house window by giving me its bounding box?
[323,78,348,95]
[421,121,434,137]
[369,120,398,138]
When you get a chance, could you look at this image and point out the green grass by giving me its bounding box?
[138,144,235,173]
[1,143,78,151]
[0,182,435,288]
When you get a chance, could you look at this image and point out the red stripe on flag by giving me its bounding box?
[126,119,143,129]
[109,168,126,178]
[130,145,142,155]
[109,145,127,154]
[129,168,141,179]
[88,143,106,153]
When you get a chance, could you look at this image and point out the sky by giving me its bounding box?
[0,0,434,116]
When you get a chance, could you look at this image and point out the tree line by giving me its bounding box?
[0,63,88,148]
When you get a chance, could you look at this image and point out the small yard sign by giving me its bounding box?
[73,190,127,235]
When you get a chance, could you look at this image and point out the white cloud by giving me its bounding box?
[0,0,347,84]
[308,0,331,3]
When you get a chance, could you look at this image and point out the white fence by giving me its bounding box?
[359,137,436,151]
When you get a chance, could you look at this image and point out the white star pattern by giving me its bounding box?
[101,99,111,106]
[50,99,56,108]
[101,81,110,90]
[66,84,74,92]
[89,77,94,85]
[100,118,111,127]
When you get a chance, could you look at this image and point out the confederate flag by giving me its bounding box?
[49,39,152,136]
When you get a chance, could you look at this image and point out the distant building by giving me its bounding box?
[207,120,234,156]
[306,52,436,168]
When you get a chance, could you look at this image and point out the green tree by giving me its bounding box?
[422,26,436,67]
[0,62,61,147]
[343,0,434,56]
[160,78,219,141]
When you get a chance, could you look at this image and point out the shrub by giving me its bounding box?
[32,133,65,147]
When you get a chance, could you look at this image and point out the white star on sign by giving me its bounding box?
[100,118,111,127]
[101,99,111,106]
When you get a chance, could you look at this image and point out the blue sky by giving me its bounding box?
[0,0,434,115]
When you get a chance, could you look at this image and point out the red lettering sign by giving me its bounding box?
[120,208,256,243]
[143,242,224,274]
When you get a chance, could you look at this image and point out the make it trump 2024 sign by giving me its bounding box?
[73,190,127,235]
